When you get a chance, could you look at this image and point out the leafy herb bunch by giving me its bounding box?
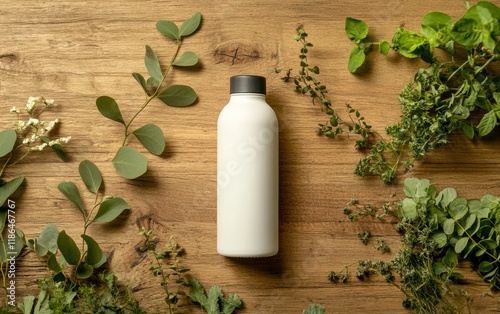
[336,177,500,313]
[278,28,373,150]
[97,12,202,179]
[139,228,243,314]
[346,1,500,183]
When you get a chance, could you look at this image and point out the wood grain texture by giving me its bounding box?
[2,0,500,312]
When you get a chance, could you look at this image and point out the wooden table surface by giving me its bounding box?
[2,0,500,313]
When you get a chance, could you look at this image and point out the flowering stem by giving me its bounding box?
[121,39,183,147]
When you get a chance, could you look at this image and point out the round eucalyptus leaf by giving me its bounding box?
[133,124,165,156]
[158,85,197,107]
[76,262,94,279]
[79,160,102,194]
[112,146,147,179]
[57,231,81,266]
[0,129,17,158]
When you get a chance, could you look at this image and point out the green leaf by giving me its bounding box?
[172,51,199,67]
[454,237,469,254]
[158,85,197,107]
[58,182,85,214]
[0,207,6,234]
[156,20,179,40]
[451,18,482,48]
[76,262,93,279]
[392,29,427,58]
[450,204,468,220]
[132,123,165,155]
[433,262,447,276]
[345,17,369,42]
[179,12,202,38]
[302,303,325,314]
[422,12,452,30]
[81,234,103,267]
[347,46,366,73]
[442,248,458,267]
[379,40,390,55]
[78,160,102,194]
[477,110,497,136]
[479,261,494,273]
[207,286,224,313]
[40,136,68,162]
[17,295,35,314]
[460,123,475,140]
[431,232,448,248]
[57,231,81,265]
[0,176,24,207]
[145,45,163,83]
[112,146,148,179]
[47,253,63,272]
[0,236,24,262]
[222,293,242,314]
[443,219,455,235]
[132,72,150,95]
[96,96,125,125]
[37,223,59,255]
[401,198,417,220]
[189,278,208,306]
[93,197,130,223]
[438,187,457,208]
[0,129,17,158]
[93,251,107,268]
[403,177,419,198]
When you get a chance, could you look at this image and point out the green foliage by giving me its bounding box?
[302,303,325,314]
[189,279,242,314]
[18,272,146,314]
[25,160,129,282]
[345,1,500,183]
[335,177,500,313]
[0,177,24,207]
[97,12,202,179]
[345,17,372,73]
[139,229,243,314]
[277,28,373,150]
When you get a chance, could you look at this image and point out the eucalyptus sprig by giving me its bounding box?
[97,12,202,179]
[333,177,500,313]
[278,28,374,149]
[346,1,500,183]
[20,160,130,282]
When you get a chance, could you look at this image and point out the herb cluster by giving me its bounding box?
[334,177,500,313]
[346,1,500,183]
[97,12,202,179]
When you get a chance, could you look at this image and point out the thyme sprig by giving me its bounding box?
[277,28,374,150]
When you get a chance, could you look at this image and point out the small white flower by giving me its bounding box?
[10,106,19,114]
[27,118,39,126]
[26,96,39,113]
[30,143,47,151]
[44,98,55,107]
[61,136,71,143]
[22,138,30,144]
[15,120,26,131]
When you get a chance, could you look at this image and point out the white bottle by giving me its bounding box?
[217,75,279,257]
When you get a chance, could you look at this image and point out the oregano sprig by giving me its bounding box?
[97,12,202,179]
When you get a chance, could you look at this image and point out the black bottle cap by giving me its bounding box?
[230,75,266,95]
